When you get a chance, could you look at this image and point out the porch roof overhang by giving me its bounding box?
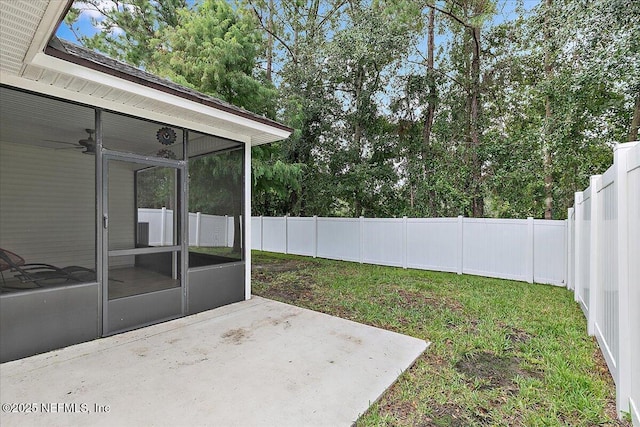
[0,0,292,146]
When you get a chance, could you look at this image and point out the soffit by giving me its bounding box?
[0,1,49,74]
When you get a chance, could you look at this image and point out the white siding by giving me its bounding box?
[0,141,95,269]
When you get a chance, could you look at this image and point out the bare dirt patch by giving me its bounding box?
[455,351,533,391]
[254,275,316,303]
[252,260,314,273]
[379,399,477,427]
[252,260,322,304]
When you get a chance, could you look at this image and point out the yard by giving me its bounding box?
[251,251,629,427]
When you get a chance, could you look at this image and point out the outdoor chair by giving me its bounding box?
[0,248,96,289]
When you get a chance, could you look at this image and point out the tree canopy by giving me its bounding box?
[64,0,640,219]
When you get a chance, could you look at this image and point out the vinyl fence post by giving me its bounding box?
[284,215,289,255]
[574,192,584,303]
[613,142,638,417]
[588,174,601,336]
[161,206,167,246]
[260,216,264,251]
[566,208,573,290]
[457,215,464,275]
[313,215,318,258]
[526,217,534,284]
[195,212,201,247]
[225,215,229,247]
[359,216,364,264]
[402,216,408,269]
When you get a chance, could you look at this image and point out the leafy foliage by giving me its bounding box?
[158,0,277,116]
[65,0,187,71]
[62,0,639,219]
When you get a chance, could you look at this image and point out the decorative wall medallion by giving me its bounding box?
[156,127,177,145]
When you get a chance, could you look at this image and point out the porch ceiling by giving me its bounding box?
[0,0,291,146]
[0,87,240,158]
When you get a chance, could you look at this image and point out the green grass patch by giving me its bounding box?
[251,251,627,427]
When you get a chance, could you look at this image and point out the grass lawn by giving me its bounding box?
[251,251,629,427]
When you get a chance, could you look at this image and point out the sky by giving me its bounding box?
[56,0,541,45]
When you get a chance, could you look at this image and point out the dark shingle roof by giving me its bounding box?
[45,37,291,133]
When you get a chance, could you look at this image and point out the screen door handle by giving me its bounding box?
[103,214,109,229]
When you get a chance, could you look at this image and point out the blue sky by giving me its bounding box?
[56,0,541,45]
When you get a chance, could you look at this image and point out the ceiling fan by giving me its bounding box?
[45,129,96,154]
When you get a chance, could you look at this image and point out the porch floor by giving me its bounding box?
[0,296,428,427]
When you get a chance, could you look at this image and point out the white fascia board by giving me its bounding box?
[29,52,291,142]
[0,71,252,144]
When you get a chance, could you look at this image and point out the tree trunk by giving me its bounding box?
[265,0,274,82]
[422,8,438,216]
[422,7,437,215]
[629,91,640,142]
[422,7,436,149]
[470,25,483,218]
[543,0,554,219]
[352,67,364,217]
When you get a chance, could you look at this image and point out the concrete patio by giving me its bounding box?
[0,296,428,426]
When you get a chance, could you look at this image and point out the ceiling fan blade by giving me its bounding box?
[43,139,78,146]
[54,145,84,151]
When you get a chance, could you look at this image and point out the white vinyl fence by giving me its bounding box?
[137,208,235,247]
[251,215,567,286]
[568,141,640,422]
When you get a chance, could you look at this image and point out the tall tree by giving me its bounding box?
[321,1,418,216]
[248,0,348,215]
[542,0,554,219]
[426,0,495,217]
[65,0,187,71]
